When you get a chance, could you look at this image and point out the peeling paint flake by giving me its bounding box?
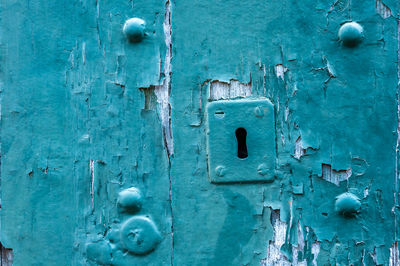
[262,210,291,266]
[376,0,392,19]
[209,79,252,101]
[157,0,173,156]
[311,241,320,266]
[275,64,288,81]
[294,136,306,160]
[0,243,13,266]
[90,160,95,207]
[390,242,399,266]
[321,163,352,186]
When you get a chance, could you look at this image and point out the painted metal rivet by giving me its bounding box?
[254,106,264,118]
[86,241,112,265]
[215,165,226,177]
[257,164,274,182]
[106,229,120,243]
[120,216,162,255]
[338,22,363,47]
[123,18,146,43]
[257,164,268,176]
[335,192,361,217]
[117,187,143,213]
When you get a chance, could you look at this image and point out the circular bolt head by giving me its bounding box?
[338,22,363,47]
[215,166,226,177]
[335,192,361,217]
[257,164,268,176]
[123,18,146,43]
[254,106,264,118]
[120,216,162,255]
[106,229,120,243]
[257,164,274,182]
[117,187,143,213]
[86,241,112,265]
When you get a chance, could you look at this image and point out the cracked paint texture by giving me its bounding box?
[171,0,398,265]
[0,0,399,265]
[0,0,171,265]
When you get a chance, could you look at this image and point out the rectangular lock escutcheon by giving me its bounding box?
[206,99,276,183]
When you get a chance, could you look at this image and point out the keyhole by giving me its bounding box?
[235,128,248,159]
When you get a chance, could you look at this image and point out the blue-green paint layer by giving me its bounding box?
[0,0,399,265]
[0,0,172,265]
[171,0,398,265]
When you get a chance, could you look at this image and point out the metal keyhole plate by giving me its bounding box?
[206,99,276,183]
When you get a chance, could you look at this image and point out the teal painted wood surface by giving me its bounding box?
[0,0,399,265]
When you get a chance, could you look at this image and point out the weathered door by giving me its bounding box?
[1,0,399,265]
